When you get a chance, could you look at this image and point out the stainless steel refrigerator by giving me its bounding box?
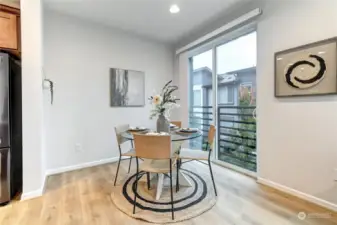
[0,52,22,205]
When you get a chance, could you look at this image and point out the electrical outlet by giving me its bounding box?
[75,143,82,152]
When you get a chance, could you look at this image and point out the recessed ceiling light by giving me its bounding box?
[170,4,180,14]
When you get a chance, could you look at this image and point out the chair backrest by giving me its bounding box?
[208,125,216,150]
[133,134,171,159]
[114,124,129,145]
[171,121,182,128]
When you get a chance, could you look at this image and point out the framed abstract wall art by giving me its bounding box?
[275,37,337,97]
[110,68,145,107]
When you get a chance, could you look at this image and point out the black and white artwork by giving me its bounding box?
[110,68,145,107]
[275,38,337,97]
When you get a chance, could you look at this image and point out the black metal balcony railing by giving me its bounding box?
[189,106,257,172]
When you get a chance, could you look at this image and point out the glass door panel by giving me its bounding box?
[215,32,257,171]
[188,49,213,150]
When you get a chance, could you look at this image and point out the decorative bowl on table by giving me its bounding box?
[176,128,199,134]
[128,126,147,132]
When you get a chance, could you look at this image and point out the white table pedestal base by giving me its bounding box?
[140,169,192,200]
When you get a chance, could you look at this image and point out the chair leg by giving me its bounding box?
[128,156,133,173]
[170,159,175,220]
[147,172,151,190]
[113,156,121,186]
[208,160,217,196]
[133,158,139,214]
[176,159,179,192]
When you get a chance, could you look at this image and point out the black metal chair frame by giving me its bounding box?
[113,140,134,186]
[176,142,217,196]
[133,157,175,220]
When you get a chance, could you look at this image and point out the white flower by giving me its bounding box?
[153,95,162,105]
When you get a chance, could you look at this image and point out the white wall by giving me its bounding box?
[21,0,45,196]
[43,10,174,171]
[257,0,337,206]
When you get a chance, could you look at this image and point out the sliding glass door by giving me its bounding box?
[188,49,213,150]
[188,28,257,173]
[215,31,257,172]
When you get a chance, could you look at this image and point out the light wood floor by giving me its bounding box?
[0,160,337,225]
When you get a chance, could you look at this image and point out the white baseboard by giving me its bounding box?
[257,178,337,212]
[45,156,124,176]
[21,188,44,201]
[21,171,48,201]
[213,160,257,178]
[41,172,47,195]
[21,156,125,200]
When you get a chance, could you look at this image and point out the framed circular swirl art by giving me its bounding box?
[275,37,337,97]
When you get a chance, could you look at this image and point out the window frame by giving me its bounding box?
[192,88,202,106]
[187,23,257,58]
[218,85,235,105]
[240,82,253,88]
[239,82,254,100]
[240,82,253,93]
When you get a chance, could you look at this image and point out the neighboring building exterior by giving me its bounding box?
[189,66,257,155]
[190,66,256,108]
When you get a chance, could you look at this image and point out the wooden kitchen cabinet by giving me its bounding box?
[0,4,20,56]
[0,10,18,49]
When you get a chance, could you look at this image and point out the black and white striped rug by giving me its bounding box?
[110,169,217,223]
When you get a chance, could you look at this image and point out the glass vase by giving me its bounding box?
[156,113,170,133]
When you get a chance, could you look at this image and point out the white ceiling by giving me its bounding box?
[44,0,249,44]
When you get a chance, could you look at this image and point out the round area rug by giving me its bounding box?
[110,169,217,224]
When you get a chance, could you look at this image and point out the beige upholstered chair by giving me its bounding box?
[170,121,183,154]
[171,121,182,128]
[133,134,175,220]
[177,125,217,196]
[114,124,136,186]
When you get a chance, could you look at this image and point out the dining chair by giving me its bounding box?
[114,124,136,186]
[171,121,182,128]
[170,121,182,166]
[176,125,217,196]
[133,134,175,220]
